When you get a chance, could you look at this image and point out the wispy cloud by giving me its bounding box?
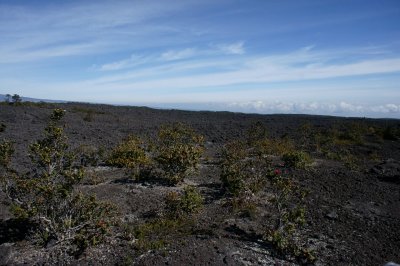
[96,55,153,71]
[0,1,208,63]
[161,48,197,61]
[83,47,400,91]
[216,41,245,55]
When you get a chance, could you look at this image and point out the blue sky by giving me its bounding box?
[1,0,400,117]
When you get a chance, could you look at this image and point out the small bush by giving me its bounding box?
[264,176,314,263]
[165,186,203,218]
[131,186,202,254]
[247,121,268,145]
[0,109,117,254]
[334,122,366,145]
[72,107,105,122]
[220,141,249,196]
[154,123,204,184]
[0,140,13,169]
[76,145,105,167]
[296,122,315,150]
[107,135,151,179]
[220,140,270,197]
[255,137,295,157]
[282,151,312,169]
[230,194,258,219]
[132,218,191,254]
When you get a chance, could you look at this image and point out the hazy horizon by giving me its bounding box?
[1,0,400,118]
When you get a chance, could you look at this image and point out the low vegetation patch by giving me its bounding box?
[107,135,151,180]
[264,175,314,263]
[165,185,204,218]
[220,140,270,197]
[153,123,204,184]
[282,151,312,169]
[0,109,117,255]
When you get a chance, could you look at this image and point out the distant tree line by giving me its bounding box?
[4,94,22,105]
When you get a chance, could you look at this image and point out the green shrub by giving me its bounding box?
[131,186,202,255]
[220,140,270,197]
[132,218,188,254]
[165,186,204,218]
[334,122,365,145]
[223,141,271,195]
[282,151,312,169]
[230,195,258,219]
[107,135,151,179]
[154,123,204,184]
[247,121,268,145]
[76,144,105,167]
[255,137,295,157]
[264,177,314,263]
[72,107,105,122]
[298,122,316,149]
[220,141,248,196]
[0,109,116,254]
[0,140,13,169]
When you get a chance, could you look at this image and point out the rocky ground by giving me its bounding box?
[0,102,399,265]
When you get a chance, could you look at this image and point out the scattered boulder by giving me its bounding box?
[371,159,400,184]
[326,211,339,220]
[0,242,13,265]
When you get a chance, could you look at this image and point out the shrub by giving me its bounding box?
[335,122,365,145]
[0,109,116,254]
[264,176,314,263]
[130,186,203,255]
[154,123,204,184]
[220,141,249,196]
[72,107,105,122]
[0,140,13,169]
[132,217,192,254]
[75,144,105,167]
[247,121,268,145]
[107,135,151,179]
[220,140,270,197]
[165,186,204,218]
[0,140,14,191]
[230,195,258,219]
[255,137,295,157]
[282,151,312,169]
[0,123,5,132]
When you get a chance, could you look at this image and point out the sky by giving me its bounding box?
[1,0,400,118]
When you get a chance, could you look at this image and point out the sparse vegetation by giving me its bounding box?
[72,107,105,122]
[75,144,105,167]
[132,217,194,255]
[220,140,269,196]
[165,185,204,218]
[264,175,314,263]
[282,151,312,169]
[107,135,151,179]
[128,186,203,255]
[255,137,296,157]
[0,103,399,265]
[247,121,268,145]
[153,123,204,184]
[0,109,116,255]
